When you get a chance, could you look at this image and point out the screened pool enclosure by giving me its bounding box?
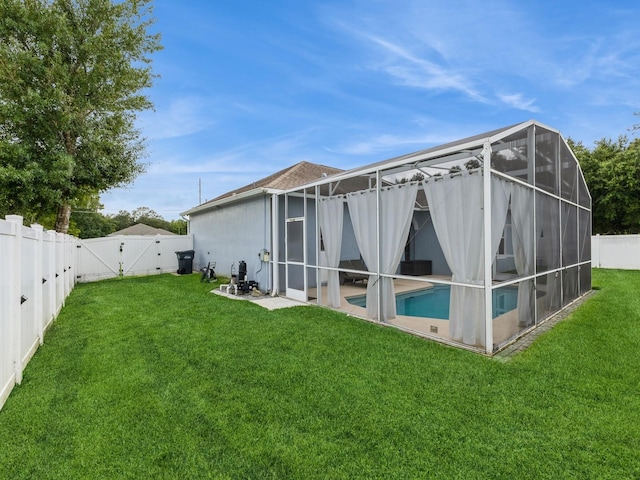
[272,120,591,354]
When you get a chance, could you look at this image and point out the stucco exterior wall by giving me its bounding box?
[189,195,272,291]
[411,211,451,276]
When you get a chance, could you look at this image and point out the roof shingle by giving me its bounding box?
[108,223,176,236]
[204,161,343,204]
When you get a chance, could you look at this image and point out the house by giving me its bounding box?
[181,161,343,291]
[183,120,592,355]
[108,223,176,236]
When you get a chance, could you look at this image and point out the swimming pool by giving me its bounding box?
[346,284,518,319]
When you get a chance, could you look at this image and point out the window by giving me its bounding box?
[498,212,513,257]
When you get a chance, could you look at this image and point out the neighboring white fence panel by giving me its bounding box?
[64,235,75,296]
[0,219,17,412]
[21,225,39,368]
[42,231,56,330]
[76,234,193,283]
[55,233,65,312]
[592,235,640,270]
[0,216,77,412]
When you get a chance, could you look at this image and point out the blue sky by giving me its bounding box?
[100,0,640,219]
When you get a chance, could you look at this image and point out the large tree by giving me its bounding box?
[570,136,640,234]
[0,0,161,232]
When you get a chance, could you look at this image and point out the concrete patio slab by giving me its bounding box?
[211,289,309,311]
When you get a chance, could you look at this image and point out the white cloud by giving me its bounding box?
[145,128,320,176]
[327,131,455,156]
[497,93,540,113]
[551,33,640,98]
[139,96,215,140]
[325,0,640,120]
[342,29,487,102]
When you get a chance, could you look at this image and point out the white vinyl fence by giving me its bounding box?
[592,234,640,270]
[1,214,194,412]
[1,215,77,412]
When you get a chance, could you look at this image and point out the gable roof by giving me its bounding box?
[108,223,176,236]
[183,161,343,216]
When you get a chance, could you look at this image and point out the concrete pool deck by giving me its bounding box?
[312,277,596,358]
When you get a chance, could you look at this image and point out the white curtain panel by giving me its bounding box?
[489,175,512,330]
[424,173,483,345]
[318,196,344,308]
[491,177,512,257]
[346,189,379,318]
[380,183,419,320]
[346,183,418,320]
[424,173,511,347]
[510,184,535,326]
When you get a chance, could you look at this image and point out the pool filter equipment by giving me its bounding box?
[239,260,247,282]
[236,260,259,293]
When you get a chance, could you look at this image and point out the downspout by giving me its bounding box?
[261,195,268,292]
[180,214,190,235]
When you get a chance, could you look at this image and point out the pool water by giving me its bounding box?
[346,285,518,319]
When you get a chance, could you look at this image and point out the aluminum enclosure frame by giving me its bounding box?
[272,120,591,354]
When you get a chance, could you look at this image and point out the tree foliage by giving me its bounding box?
[464,158,481,170]
[0,0,161,232]
[69,205,187,239]
[395,171,425,184]
[570,136,640,234]
[70,210,115,238]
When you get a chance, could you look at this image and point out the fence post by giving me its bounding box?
[6,215,23,384]
[55,232,64,313]
[63,234,72,299]
[62,234,69,299]
[591,234,599,268]
[45,230,56,323]
[65,235,74,294]
[32,224,44,345]
[72,236,78,287]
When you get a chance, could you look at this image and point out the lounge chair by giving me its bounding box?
[339,259,368,284]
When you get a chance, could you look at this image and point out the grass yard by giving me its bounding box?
[0,269,639,479]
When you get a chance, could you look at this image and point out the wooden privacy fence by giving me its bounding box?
[0,215,77,411]
[1,214,193,411]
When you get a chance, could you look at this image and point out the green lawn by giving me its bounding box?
[1,269,639,479]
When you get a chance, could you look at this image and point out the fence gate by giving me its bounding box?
[76,234,194,283]
[120,236,164,276]
[76,237,121,282]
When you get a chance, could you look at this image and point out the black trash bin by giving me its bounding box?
[175,250,195,274]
